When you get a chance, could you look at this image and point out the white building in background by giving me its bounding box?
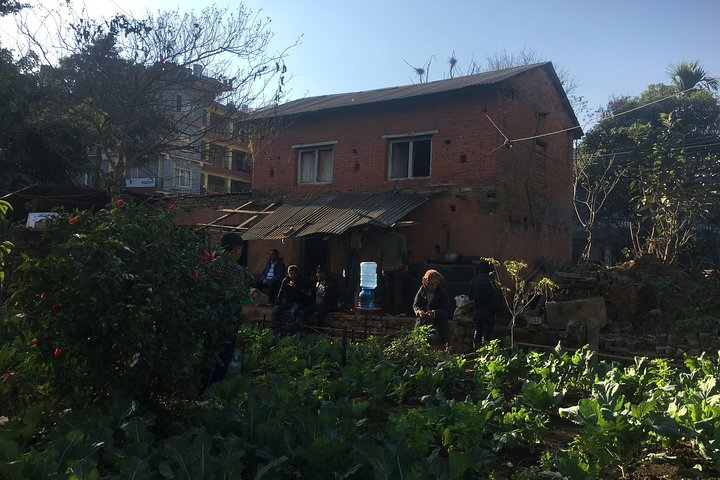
[82,64,253,196]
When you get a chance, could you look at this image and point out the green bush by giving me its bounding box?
[2,202,246,408]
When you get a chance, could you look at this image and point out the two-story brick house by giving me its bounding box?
[241,63,581,287]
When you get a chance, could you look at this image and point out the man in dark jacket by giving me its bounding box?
[254,249,285,303]
[201,232,247,391]
[467,261,504,349]
[271,265,309,334]
[301,264,340,329]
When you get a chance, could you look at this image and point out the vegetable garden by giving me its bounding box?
[0,204,719,479]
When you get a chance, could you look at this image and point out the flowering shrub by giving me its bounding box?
[3,204,246,407]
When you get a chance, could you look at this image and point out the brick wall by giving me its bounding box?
[249,67,575,267]
[251,88,502,196]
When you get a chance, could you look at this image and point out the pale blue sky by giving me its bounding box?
[3,0,719,127]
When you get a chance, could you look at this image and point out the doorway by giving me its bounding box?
[302,236,329,279]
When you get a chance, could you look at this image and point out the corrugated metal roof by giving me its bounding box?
[249,63,547,119]
[242,192,427,240]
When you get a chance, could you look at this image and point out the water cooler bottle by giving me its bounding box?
[358,261,377,308]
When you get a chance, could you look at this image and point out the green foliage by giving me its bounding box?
[0,50,93,189]
[2,203,246,408]
[2,319,719,477]
[482,257,558,347]
[384,324,450,369]
[580,77,720,263]
[0,200,12,286]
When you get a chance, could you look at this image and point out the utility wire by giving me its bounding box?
[484,85,702,149]
[604,86,697,121]
[512,124,582,143]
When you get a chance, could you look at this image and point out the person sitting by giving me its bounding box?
[271,265,309,334]
[301,265,340,329]
[412,269,451,346]
[254,249,286,303]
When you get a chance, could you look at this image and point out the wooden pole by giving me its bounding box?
[341,327,348,366]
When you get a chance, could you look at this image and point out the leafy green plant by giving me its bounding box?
[473,339,525,398]
[3,203,246,408]
[383,324,449,369]
[3,319,719,478]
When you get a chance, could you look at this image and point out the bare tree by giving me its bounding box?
[573,151,624,261]
[473,46,580,100]
[405,46,584,116]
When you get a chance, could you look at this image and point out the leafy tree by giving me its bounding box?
[580,71,720,264]
[0,49,94,190]
[15,4,292,195]
[0,0,25,17]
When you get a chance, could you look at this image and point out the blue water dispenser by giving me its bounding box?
[358,261,377,308]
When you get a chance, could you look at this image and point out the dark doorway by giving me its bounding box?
[302,236,328,278]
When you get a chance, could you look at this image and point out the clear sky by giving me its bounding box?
[3,0,719,128]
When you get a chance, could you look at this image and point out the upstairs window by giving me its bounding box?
[173,167,191,188]
[388,136,432,179]
[294,141,336,185]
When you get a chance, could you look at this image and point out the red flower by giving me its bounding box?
[202,250,212,264]
[69,216,79,224]
[53,347,63,357]
[51,303,59,312]
[115,199,125,206]
[191,271,199,282]
[168,204,177,212]
[30,338,39,347]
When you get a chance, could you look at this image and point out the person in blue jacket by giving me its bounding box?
[254,248,285,302]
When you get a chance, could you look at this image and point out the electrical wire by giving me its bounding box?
[511,124,582,143]
[604,86,698,121]
[484,86,704,149]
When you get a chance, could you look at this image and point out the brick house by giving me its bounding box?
[241,62,580,275]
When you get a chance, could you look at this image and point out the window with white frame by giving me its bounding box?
[173,167,192,188]
[296,143,334,184]
[388,135,433,179]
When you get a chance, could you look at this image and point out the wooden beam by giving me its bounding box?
[195,223,249,231]
[237,215,258,228]
[208,200,256,224]
[217,209,273,214]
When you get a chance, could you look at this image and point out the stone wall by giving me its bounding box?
[240,304,720,360]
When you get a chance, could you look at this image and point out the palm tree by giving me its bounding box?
[667,60,718,92]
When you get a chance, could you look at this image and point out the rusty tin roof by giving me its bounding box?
[242,192,427,240]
